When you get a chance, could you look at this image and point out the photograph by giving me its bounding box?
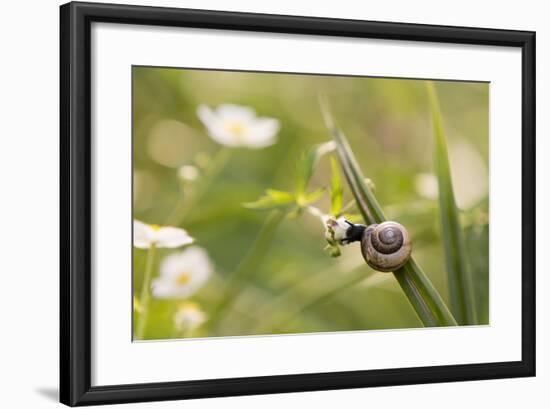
[55,2,536,406]
[132,66,489,341]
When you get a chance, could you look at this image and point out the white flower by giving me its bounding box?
[151,246,213,299]
[174,301,207,332]
[324,216,350,243]
[178,165,199,182]
[133,220,194,249]
[197,104,280,148]
[306,207,352,257]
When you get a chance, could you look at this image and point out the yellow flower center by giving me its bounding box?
[176,272,191,286]
[150,224,162,231]
[224,121,247,141]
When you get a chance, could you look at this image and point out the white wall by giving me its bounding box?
[0,0,546,408]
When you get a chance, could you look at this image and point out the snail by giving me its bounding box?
[360,221,412,272]
[337,220,412,272]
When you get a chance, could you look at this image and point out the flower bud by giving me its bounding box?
[178,165,200,182]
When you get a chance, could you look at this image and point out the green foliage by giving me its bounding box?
[426,81,477,325]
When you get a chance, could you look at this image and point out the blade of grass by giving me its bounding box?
[330,157,344,215]
[426,82,477,325]
[320,98,457,326]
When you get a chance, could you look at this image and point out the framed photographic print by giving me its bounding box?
[60,1,536,406]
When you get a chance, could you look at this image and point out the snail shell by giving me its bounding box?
[360,221,412,272]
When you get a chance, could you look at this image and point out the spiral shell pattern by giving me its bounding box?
[361,221,412,272]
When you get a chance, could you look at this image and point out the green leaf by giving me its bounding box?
[464,219,489,324]
[426,81,477,325]
[330,157,343,215]
[322,102,457,327]
[298,187,325,207]
[243,189,295,210]
[266,189,295,202]
[295,141,335,196]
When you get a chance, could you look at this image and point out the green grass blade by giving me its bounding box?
[321,105,457,326]
[330,157,344,215]
[331,128,385,225]
[393,258,456,326]
[426,82,477,325]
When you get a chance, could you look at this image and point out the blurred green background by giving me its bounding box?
[133,66,489,340]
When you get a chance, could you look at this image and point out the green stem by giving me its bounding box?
[207,210,285,332]
[166,147,232,226]
[393,259,455,327]
[136,244,156,340]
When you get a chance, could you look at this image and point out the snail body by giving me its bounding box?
[360,221,411,272]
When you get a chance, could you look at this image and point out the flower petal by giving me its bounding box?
[133,220,153,249]
[210,127,243,147]
[151,276,202,299]
[325,216,349,242]
[197,103,280,148]
[174,303,207,331]
[158,252,185,279]
[154,227,194,248]
[216,104,256,121]
[197,104,239,147]
[196,105,218,130]
[180,247,213,281]
[151,278,188,299]
[243,118,280,148]
[152,246,213,299]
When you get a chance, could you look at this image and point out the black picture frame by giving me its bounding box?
[60,1,536,406]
